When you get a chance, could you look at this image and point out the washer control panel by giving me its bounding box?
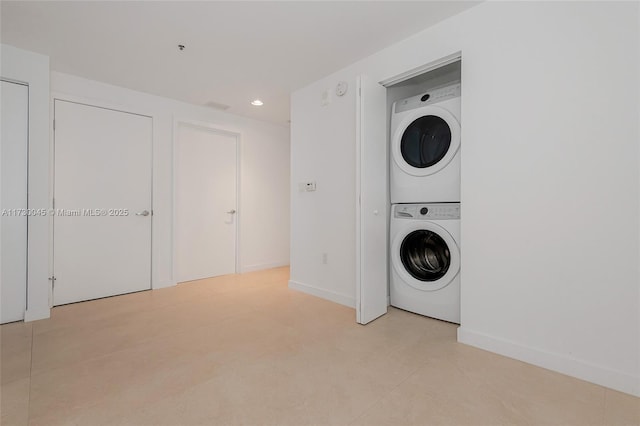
[394,203,460,220]
[394,82,461,114]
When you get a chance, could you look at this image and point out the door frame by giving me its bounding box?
[1,78,30,323]
[172,119,241,285]
[50,94,154,306]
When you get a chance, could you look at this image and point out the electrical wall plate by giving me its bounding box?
[321,88,331,106]
[336,81,348,97]
[298,181,317,192]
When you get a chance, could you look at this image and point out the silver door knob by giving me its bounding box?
[226,209,236,214]
[136,210,150,216]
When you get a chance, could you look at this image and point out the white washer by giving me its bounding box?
[390,203,460,323]
[390,83,461,204]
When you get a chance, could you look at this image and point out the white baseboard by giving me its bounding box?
[241,261,290,274]
[288,280,355,308]
[457,327,640,397]
[24,308,50,322]
[154,280,176,290]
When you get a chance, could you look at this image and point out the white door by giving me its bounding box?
[356,75,388,324]
[175,123,237,283]
[53,100,152,305]
[0,80,29,323]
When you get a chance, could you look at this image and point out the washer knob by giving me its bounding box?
[420,207,429,215]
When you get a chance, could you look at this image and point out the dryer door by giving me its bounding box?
[392,106,460,177]
[391,222,460,292]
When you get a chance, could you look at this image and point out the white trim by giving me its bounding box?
[288,280,355,308]
[240,261,289,274]
[380,52,462,87]
[457,327,640,397]
[355,77,363,322]
[50,91,154,119]
[172,118,242,285]
[0,77,29,86]
[48,96,55,307]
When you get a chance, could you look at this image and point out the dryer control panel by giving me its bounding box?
[394,83,461,114]
[394,203,460,220]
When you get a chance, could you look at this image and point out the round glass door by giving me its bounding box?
[400,230,451,282]
[400,115,451,169]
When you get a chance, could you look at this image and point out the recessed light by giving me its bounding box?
[251,99,264,106]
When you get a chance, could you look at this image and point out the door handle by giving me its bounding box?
[136,210,150,217]
[226,209,236,214]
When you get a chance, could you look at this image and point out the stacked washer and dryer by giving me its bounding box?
[389,82,462,324]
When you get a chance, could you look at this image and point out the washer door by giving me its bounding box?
[391,222,460,292]
[392,105,460,177]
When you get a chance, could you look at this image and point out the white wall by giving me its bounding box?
[51,72,290,287]
[290,2,640,396]
[289,75,358,307]
[1,44,51,321]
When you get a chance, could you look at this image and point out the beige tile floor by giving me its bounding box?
[1,267,638,426]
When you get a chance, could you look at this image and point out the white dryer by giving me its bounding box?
[390,203,460,323]
[390,83,461,203]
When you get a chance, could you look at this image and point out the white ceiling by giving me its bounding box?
[1,1,478,125]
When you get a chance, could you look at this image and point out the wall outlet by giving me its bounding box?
[322,253,328,264]
[299,181,316,192]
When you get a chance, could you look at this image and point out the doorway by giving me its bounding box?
[174,122,239,283]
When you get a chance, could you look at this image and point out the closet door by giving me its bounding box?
[1,80,29,323]
[355,75,388,324]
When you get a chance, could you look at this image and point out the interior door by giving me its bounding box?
[53,100,152,305]
[1,80,29,323]
[175,123,237,283]
[356,75,388,324]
